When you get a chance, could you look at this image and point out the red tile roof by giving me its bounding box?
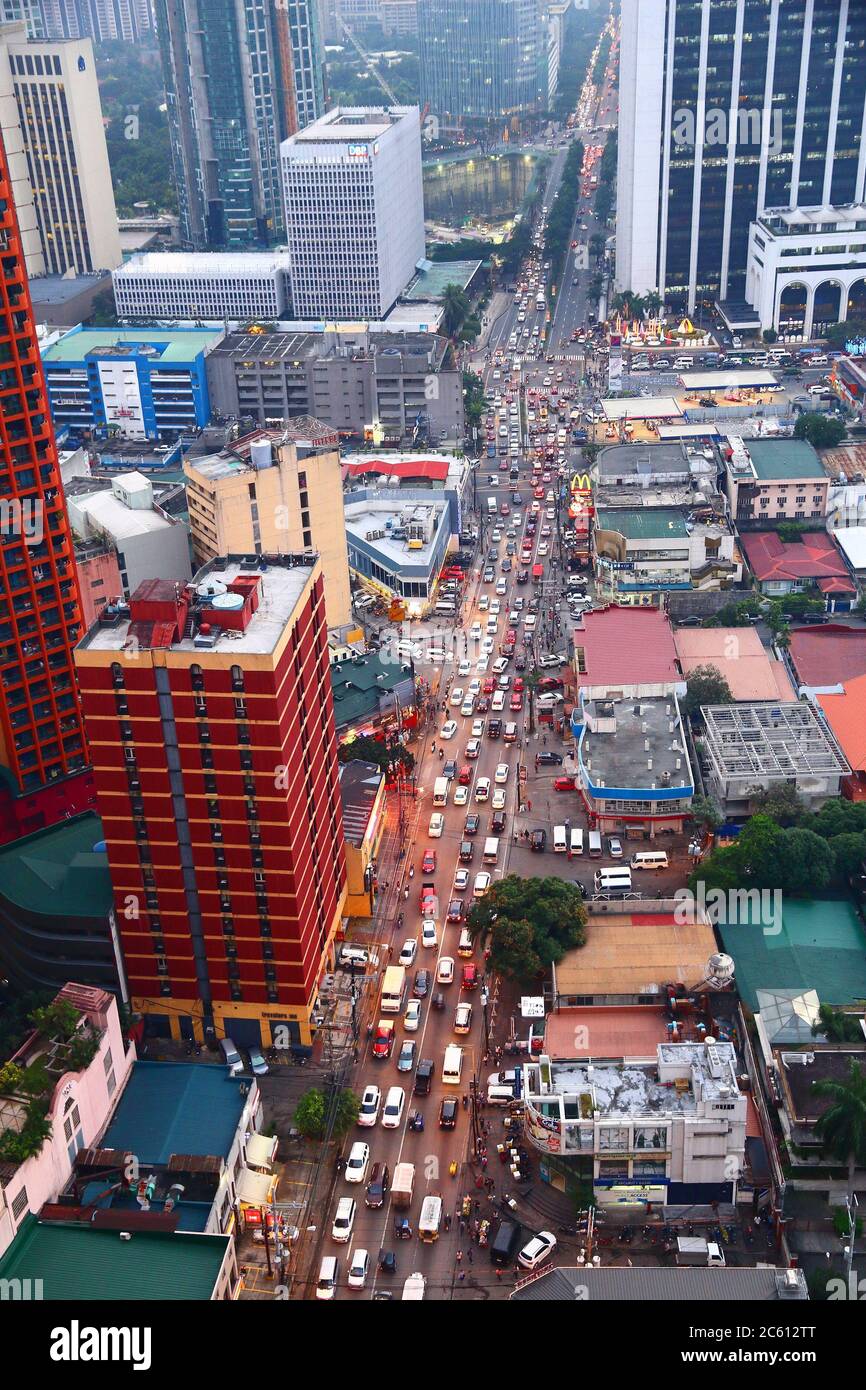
[789,624,866,687]
[740,530,852,585]
[573,605,680,688]
[816,671,866,773]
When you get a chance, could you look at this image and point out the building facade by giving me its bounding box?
[0,23,122,275]
[155,0,323,250]
[113,252,291,322]
[281,106,426,320]
[42,326,220,441]
[344,493,451,614]
[0,132,93,844]
[184,422,352,629]
[74,557,348,1047]
[617,0,866,313]
[745,204,866,336]
[723,436,829,524]
[2,1,154,42]
[418,0,544,124]
[66,471,192,599]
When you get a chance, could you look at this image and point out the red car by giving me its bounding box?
[553,776,576,791]
[372,1021,395,1058]
[461,964,479,991]
[421,849,437,874]
[482,676,496,694]
[513,677,525,693]
[505,629,517,645]
[534,486,545,499]
[458,765,472,785]
[499,459,509,470]
[510,692,523,711]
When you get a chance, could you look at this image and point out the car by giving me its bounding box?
[495,578,508,595]
[488,718,502,739]
[476,695,490,713]
[398,938,417,967]
[358,1084,381,1127]
[449,688,464,708]
[454,868,470,892]
[457,659,471,677]
[459,839,474,864]
[530,828,547,852]
[608,836,623,858]
[492,786,506,810]
[247,1046,269,1076]
[471,718,485,738]
[372,1021,395,1058]
[442,758,458,781]
[378,1249,397,1275]
[397,1039,416,1073]
[439,1097,458,1130]
[421,849,437,875]
[447,897,465,923]
[431,991,446,1012]
[404,998,422,1031]
[473,872,491,898]
[474,778,491,802]
[517,1231,557,1270]
[536,750,563,766]
[331,1197,356,1242]
[483,568,495,583]
[441,720,458,740]
[413,969,431,998]
[493,657,510,674]
[538,653,564,669]
[382,1086,405,1129]
[553,775,576,791]
[437,955,455,986]
[491,810,506,834]
[421,920,438,949]
[458,764,473,785]
[347,1248,370,1288]
[494,763,510,784]
[478,594,489,611]
[453,784,469,807]
[454,1001,473,1035]
[510,691,523,711]
[345,1140,370,1184]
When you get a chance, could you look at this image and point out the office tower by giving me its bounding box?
[0,132,93,844]
[0,23,122,274]
[282,106,425,319]
[155,0,324,250]
[418,0,543,123]
[617,0,866,314]
[184,423,353,630]
[74,555,348,1046]
[1,1,155,42]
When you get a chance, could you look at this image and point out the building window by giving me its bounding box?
[11,1186,28,1222]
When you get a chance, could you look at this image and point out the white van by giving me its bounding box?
[432,777,449,807]
[631,850,669,871]
[435,602,456,617]
[594,867,633,893]
[552,825,567,853]
[457,927,474,958]
[442,1043,464,1085]
[491,690,506,712]
[316,1255,339,1300]
[588,830,603,858]
[569,828,583,855]
[487,497,498,514]
[487,1085,521,1107]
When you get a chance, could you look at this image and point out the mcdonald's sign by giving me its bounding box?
[570,471,592,494]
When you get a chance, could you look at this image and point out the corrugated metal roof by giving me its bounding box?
[511,1266,807,1301]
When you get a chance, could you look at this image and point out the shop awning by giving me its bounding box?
[236,1167,274,1206]
[245,1132,277,1171]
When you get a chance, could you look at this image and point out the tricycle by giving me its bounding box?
[460,1193,472,1219]
[408,1109,425,1132]
[394,1215,413,1240]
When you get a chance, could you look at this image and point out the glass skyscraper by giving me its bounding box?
[418,0,544,124]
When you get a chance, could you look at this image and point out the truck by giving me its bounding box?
[391,1162,415,1210]
[402,1273,426,1300]
[381,965,406,1012]
[676,1236,725,1267]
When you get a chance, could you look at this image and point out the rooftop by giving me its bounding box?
[572,606,681,692]
[288,105,415,145]
[42,327,223,365]
[680,369,778,390]
[700,701,851,781]
[741,437,824,481]
[775,1046,866,1123]
[673,626,795,701]
[602,396,683,421]
[188,421,338,484]
[212,327,445,366]
[543,1006,681,1060]
[597,442,691,482]
[510,1266,807,1302]
[831,526,866,572]
[344,498,447,570]
[554,912,719,997]
[579,694,692,795]
[527,1041,741,1116]
[0,1215,230,1300]
[595,506,689,541]
[402,259,482,301]
[759,201,866,232]
[331,652,415,729]
[819,442,866,483]
[719,899,866,1011]
[0,813,111,919]
[28,271,112,305]
[102,1061,250,1166]
[339,761,385,846]
[740,529,853,585]
[789,624,866,688]
[115,250,290,277]
[816,671,866,773]
[343,452,460,485]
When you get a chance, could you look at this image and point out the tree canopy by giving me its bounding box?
[293,1087,358,1141]
[466,875,587,980]
[681,664,733,718]
[793,412,846,448]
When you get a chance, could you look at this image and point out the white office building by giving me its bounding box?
[0,21,121,275]
[745,204,866,337]
[113,251,292,322]
[281,106,426,320]
[617,0,866,315]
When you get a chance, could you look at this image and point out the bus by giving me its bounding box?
[535,292,545,311]
[381,965,406,1012]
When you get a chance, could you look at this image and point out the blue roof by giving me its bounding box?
[103,1061,247,1165]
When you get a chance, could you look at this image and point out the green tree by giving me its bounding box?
[772,827,834,894]
[825,318,866,350]
[293,1087,359,1141]
[643,290,663,318]
[337,737,414,779]
[733,813,785,883]
[441,284,471,338]
[748,782,804,827]
[466,875,587,980]
[681,665,734,718]
[762,328,778,344]
[828,832,866,881]
[813,1059,866,1199]
[589,232,606,261]
[812,1003,864,1044]
[793,412,846,448]
[689,794,723,831]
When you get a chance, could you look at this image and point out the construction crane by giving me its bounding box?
[336,17,400,106]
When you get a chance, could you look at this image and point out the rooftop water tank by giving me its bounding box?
[197,578,227,599]
[250,438,273,470]
[209,592,245,611]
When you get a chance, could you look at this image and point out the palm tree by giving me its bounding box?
[441,283,470,338]
[643,290,663,318]
[813,1059,866,1199]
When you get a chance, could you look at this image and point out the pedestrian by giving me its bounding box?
[468,1247,473,1264]
[527,799,532,812]
[456,1249,463,1265]
[475,1199,481,1216]
[458,1270,466,1282]
[458,1216,466,1235]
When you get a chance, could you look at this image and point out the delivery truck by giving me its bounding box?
[391,1162,415,1210]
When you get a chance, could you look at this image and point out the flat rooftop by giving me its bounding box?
[700,701,850,780]
[212,328,444,365]
[680,369,778,390]
[43,327,223,364]
[344,499,446,569]
[581,695,692,793]
[719,899,866,1011]
[188,421,338,483]
[789,624,866,688]
[742,437,823,481]
[102,1061,250,1165]
[529,1041,739,1115]
[595,506,689,541]
[29,271,111,304]
[597,442,691,482]
[544,1006,677,1060]
[116,250,289,277]
[555,912,718,996]
[289,105,414,144]
[602,396,683,420]
[402,259,482,300]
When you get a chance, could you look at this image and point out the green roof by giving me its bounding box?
[42,327,222,364]
[595,507,689,540]
[0,812,112,918]
[0,1216,229,1299]
[330,653,411,727]
[747,438,822,480]
[403,259,482,300]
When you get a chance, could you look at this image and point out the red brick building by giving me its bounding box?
[74,556,347,1046]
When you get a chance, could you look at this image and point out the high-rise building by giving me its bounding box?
[417,0,544,124]
[184,422,353,630]
[0,131,94,844]
[281,106,425,319]
[74,555,348,1046]
[0,23,122,275]
[5,1,155,42]
[617,0,866,314]
[155,0,324,250]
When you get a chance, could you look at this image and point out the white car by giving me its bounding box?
[422,919,438,949]
[475,658,489,674]
[493,657,509,674]
[399,938,417,967]
[478,595,489,611]
[454,868,470,892]
[466,737,481,758]
[457,659,471,676]
[429,813,444,838]
[496,578,508,595]
[467,679,481,696]
[480,638,494,656]
[382,1086,405,1129]
[490,599,501,615]
[331,1197,356,1243]
[453,784,469,806]
[492,787,506,810]
[347,1248,370,1290]
[475,777,491,802]
[404,998,422,1031]
[537,543,548,557]
[494,763,510,785]
[450,688,464,708]
[471,719,485,739]
[546,508,556,520]
[461,697,475,716]
[437,955,455,985]
[357,1084,380,1127]
[491,528,502,541]
[473,871,491,898]
[345,1141,370,1184]
[517,1231,557,1270]
[469,623,482,642]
